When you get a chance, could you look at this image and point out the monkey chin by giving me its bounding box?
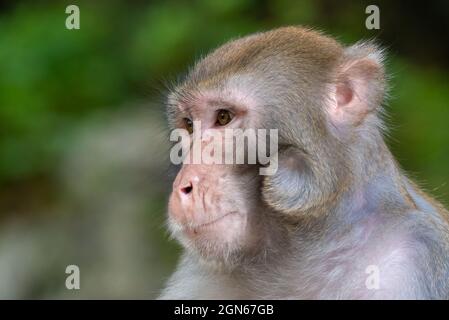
[170,212,252,269]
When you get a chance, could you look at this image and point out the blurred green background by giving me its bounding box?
[0,0,448,298]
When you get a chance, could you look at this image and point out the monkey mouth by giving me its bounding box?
[187,211,239,234]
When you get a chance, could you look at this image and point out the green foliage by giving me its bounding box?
[387,60,449,203]
[0,3,128,179]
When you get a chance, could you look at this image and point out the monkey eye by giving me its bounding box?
[216,109,233,126]
[183,118,193,134]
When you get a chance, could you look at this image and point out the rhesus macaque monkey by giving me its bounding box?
[160,26,449,299]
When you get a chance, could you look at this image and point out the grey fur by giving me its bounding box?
[161,27,449,299]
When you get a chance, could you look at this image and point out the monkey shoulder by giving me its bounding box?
[371,208,449,299]
[307,209,449,299]
[408,209,449,298]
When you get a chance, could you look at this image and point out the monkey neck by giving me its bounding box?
[331,131,414,225]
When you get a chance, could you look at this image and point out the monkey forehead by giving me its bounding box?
[189,26,342,84]
[167,27,343,108]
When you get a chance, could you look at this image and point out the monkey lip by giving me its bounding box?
[186,211,239,234]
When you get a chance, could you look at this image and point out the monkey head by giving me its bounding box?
[165,27,386,267]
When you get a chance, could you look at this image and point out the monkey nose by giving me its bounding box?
[179,181,193,195]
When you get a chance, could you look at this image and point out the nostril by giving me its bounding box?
[180,183,193,195]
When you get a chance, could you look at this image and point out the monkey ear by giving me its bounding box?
[328,42,386,128]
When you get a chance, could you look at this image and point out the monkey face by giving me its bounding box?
[165,87,270,265]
